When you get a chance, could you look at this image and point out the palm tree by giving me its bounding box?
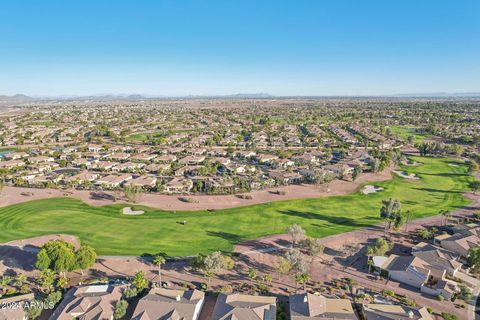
[153,254,167,286]
[440,210,448,226]
[404,210,412,232]
[0,276,12,294]
[15,274,27,287]
[380,198,401,235]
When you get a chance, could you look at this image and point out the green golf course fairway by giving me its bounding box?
[0,157,474,256]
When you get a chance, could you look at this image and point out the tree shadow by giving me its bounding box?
[413,187,462,194]
[89,191,117,201]
[420,172,467,178]
[206,231,244,245]
[0,245,37,271]
[279,210,375,228]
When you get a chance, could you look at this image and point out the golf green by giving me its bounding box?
[0,157,474,256]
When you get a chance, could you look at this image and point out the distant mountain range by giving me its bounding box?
[0,94,36,102]
[1,92,480,104]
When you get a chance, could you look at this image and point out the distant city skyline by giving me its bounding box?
[1,0,479,96]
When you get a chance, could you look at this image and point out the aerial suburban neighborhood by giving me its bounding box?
[1,1,480,319]
[0,96,479,320]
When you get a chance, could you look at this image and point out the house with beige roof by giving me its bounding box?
[436,233,480,257]
[164,178,193,194]
[211,293,276,320]
[131,153,157,162]
[112,161,146,172]
[49,284,126,320]
[372,253,459,299]
[178,155,206,165]
[95,174,132,188]
[146,163,171,173]
[106,152,131,161]
[411,243,462,277]
[154,154,178,163]
[362,304,433,320]
[126,175,158,188]
[3,152,29,160]
[67,171,99,184]
[92,161,118,171]
[28,156,55,164]
[289,293,357,319]
[131,288,205,320]
[255,154,279,164]
[372,255,430,289]
[0,159,25,169]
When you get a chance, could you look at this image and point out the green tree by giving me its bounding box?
[36,240,76,275]
[367,238,391,256]
[124,184,142,203]
[417,228,435,240]
[35,249,51,271]
[275,257,292,281]
[76,245,97,275]
[470,181,480,194]
[113,299,128,320]
[203,252,224,288]
[304,237,324,262]
[287,224,306,248]
[468,246,480,272]
[352,166,362,181]
[132,271,149,292]
[458,285,473,302]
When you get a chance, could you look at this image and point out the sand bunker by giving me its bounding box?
[361,185,384,195]
[402,160,422,166]
[122,207,145,215]
[448,163,459,167]
[393,170,419,180]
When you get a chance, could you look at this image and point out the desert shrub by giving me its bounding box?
[441,312,458,320]
[218,285,233,294]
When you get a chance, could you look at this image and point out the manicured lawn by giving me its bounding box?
[0,157,473,256]
[389,125,431,144]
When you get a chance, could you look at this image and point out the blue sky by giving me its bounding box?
[1,0,479,96]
